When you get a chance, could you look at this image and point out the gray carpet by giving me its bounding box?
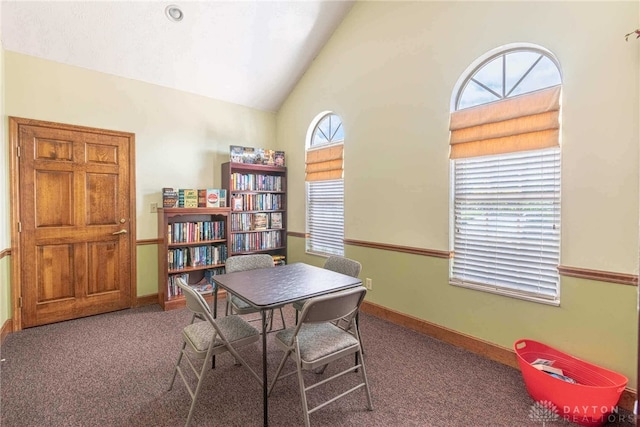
[0,302,634,427]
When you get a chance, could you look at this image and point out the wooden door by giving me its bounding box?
[10,117,136,328]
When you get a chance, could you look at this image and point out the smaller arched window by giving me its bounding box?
[310,113,344,147]
[449,45,562,304]
[305,112,345,256]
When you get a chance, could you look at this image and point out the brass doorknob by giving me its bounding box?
[112,229,128,235]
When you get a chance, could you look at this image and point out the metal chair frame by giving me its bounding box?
[224,254,287,331]
[168,278,262,427]
[268,286,373,427]
[293,256,362,324]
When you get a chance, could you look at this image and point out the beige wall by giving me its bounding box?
[2,51,277,298]
[278,1,639,388]
[1,44,10,329]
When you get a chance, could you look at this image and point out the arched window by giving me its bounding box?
[305,112,345,256]
[449,45,562,304]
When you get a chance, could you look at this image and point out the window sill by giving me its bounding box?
[449,280,560,307]
[305,250,343,258]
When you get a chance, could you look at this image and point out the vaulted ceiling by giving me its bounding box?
[1,1,354,112]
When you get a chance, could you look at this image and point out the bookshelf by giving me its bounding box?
[221,162,287,264]
[157,207,230,310]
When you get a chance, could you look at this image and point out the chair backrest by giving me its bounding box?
[175,278,214,322]
[300,286,367,325]
[323,256,362,278]
[225,254,274,273]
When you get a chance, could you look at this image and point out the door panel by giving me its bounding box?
[88,241,120,294]
[87,173,118,225]
[35,171,74,226]
[12,117,136,328]
[36,244,74,301]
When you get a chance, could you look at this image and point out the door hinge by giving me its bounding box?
[18,222,22,232]
[16,145,20,157]
[18,297,22,308]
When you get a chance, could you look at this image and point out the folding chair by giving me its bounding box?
[293,256,362,324]
[225,254,286,331]
[169,278,262,427]
[268,286,373,427]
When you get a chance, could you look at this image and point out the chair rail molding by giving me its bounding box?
[557,265,638,287]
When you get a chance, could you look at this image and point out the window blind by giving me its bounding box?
[451,148,560,300]
[449,85,561,159]
[305,144,344,182]
[306,179,344,256]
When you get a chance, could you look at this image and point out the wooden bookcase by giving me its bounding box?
[221,161,287,264]
[157,207,230,310]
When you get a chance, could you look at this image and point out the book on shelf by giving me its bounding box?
[168,273,189,297]
[263,149,275,166]
[242,147,256,164]
[162,187,179,208]
[228,145,285,167]
[252,213,268,230]
[198,189,207,208]
[168,221,226,244]
[204,189,227,208]
[194,268,225,294]
[230,145,244,163]
[206,189,221,208]
[190,277,214,294]
[253,148,265,165]
[270,212,282,229]
[183,189,199,208]
[230,230,282,252]
[167,269,225,297]
[232,195,243,211]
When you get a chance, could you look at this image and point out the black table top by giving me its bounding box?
[213,262,362,309]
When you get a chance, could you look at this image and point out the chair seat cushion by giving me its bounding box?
[292,299,307,311]
[276,323,358,363]
[184,315,259,353]
[230,295,255,311]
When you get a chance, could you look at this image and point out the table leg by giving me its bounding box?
[212,287,218,369]
[262,309,269,426]
[355,312,361,370]
[213,286,218,318]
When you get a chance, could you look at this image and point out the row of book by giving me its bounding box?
[167,221,226,244]
[230,173,284,192]
[230,231,283,252]
[163,188,227,208]
[230,145,285,167]
[230,212,282,232]
[168,244,228,270]
[167,268,225,298]
[231,194,283,212]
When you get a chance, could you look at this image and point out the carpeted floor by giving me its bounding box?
[0,302,634,427]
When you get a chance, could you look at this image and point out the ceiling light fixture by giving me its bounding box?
[165,5,183,22]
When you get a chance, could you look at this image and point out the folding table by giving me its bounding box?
[213,262,362,427]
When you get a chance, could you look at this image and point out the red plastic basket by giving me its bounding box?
[514,339,628,427]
